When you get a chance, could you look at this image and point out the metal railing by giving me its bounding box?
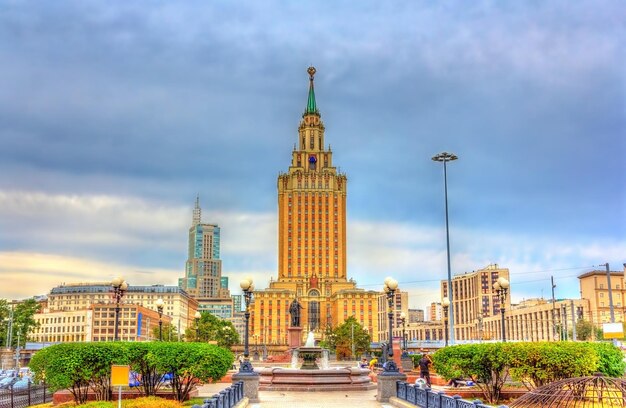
[396,381,508,408]
[192,382,243,408]
[0,383,53,408]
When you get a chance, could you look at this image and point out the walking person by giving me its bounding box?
[418,352,432,387]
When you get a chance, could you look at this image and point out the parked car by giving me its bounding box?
[12,378,33,390]
[0,377,19,389]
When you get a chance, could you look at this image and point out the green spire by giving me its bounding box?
[305,66,319,116]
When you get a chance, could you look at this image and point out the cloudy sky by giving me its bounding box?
[0,1,624,312]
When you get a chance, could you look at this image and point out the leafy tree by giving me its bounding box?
[319,317,370,360]
[433,343,512,404]
[30,343,94,404]
[0,298,41,347]
[573,319,595,341]
[184,312,239,347]
[151,323,181,342]
[126,342,167,397]
[148,342,233,401]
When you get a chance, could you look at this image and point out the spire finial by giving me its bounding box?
[192,195,201,226]
[304,66,319,116]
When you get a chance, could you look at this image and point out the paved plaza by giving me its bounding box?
[197,383,394,407]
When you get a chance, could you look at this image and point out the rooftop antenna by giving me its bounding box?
[192,194,201,226]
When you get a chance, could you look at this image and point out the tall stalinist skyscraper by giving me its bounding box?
[251,68,380,345]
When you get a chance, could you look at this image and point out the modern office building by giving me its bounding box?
[441,264,511,341]
[179,198,233,316]
[250,67,381,344]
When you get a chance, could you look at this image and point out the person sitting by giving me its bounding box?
[360,357,368,368]
[447,378,470,387]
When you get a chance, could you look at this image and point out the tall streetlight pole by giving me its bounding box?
[493,277,510,342]
[432,151,458,345]
[398,312,407,356]
[155,298,164,341]
[194,311,201,341]
[111,277,128,341]
[442,297,450,347]
[381,277,399,374]
[239,278,255,373]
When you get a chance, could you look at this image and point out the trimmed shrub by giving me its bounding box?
[588,342,626,377]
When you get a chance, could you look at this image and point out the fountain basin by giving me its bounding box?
[258,367,375,391]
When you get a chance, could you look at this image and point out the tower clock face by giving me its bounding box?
[308,154,317,170]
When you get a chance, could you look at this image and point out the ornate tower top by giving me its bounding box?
[304,66,319,116]
[192,194,201,226]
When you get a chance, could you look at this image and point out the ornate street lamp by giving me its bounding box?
[442,297,450,347]
[194,311,201,341]
[493,277,510,342]
[239,278,255,373]
[381,277,399,374]
[111,277,128,341]
[155,298,164,341]
[398,312,407,356]
[432,151,458,345]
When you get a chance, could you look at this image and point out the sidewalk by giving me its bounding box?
[197,383,393,407]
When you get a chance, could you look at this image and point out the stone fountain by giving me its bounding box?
[258,331,374,391]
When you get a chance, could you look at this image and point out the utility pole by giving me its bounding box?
[551,276,558,341]
[571,300,577,341]
[602,263,615,323]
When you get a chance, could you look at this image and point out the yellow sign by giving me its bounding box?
[603,323,624,339]
[111,365,130,387]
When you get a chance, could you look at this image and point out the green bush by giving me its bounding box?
[29,342,233,404]
[147,342,233,402]
[588,342,626,377]
[508,342,596,389]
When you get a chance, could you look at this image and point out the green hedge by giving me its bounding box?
[29,342,233,404]
[432,342,625,404]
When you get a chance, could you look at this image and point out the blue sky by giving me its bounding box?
[0,1,624,312]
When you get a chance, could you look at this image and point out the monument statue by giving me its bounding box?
[289,298,303,327]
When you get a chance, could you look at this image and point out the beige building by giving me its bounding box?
[481,298,590,342]
[430,302,442,322]
[408,309,425,323]
[377,290,409,340]
[45,282,198,337]
[578,268,626,325]
[251,67,381,344]
[441,264,511,341]
[31,303,171,342]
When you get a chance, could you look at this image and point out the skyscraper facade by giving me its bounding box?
[251,68,380,345]
[179,198,232,316]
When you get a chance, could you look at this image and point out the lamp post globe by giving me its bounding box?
[381,277,400,374]
[155,298,164,341]
[111,277,127,341]
[239,278,255,373]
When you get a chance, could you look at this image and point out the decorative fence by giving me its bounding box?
[396,381,508,408]
[0,383,53,408]
[192,382,243,408]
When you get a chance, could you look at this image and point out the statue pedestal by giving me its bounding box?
[287,326,303,349]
